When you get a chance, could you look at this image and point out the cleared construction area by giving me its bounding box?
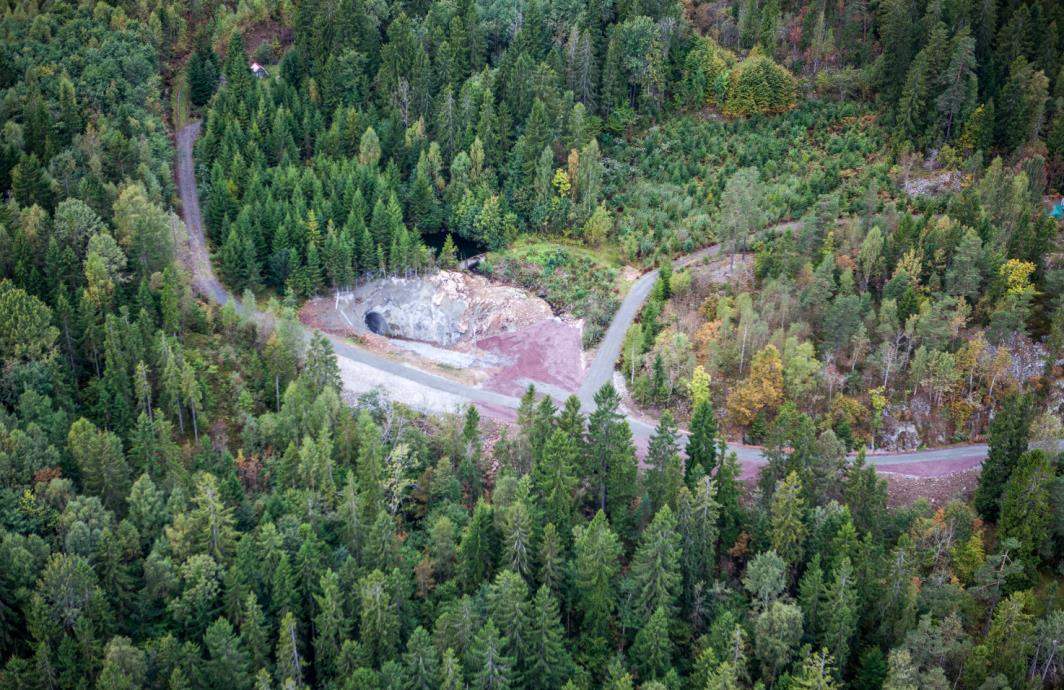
[301,270,586,400]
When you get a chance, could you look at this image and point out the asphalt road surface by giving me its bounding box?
[175,122,993,476]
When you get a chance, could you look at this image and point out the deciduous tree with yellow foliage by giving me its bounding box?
[727,344,784,428]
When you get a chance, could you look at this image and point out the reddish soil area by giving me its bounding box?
[478,319,585,398]
[883,467,980,507]
[475,403,519,424]
[873,456,984,477]
[301,297,358,338]
[735,465,979,506]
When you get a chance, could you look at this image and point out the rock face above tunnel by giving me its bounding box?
[350,271,553,345]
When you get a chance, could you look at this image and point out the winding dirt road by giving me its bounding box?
[175,122,990,478]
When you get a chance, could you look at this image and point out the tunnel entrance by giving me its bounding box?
[364,311,390,336]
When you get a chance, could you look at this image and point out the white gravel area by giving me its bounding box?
[337,356,469,414]
[390,339,506,368]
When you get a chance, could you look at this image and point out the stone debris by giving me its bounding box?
[902,169,962,197]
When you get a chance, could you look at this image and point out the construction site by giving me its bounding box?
[300,269,587,401]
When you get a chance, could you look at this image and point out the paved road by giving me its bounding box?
[174,122,990,476]
[578,263,665,408]
[578,240,747,407]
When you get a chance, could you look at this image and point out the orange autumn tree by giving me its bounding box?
[727,344,784,428]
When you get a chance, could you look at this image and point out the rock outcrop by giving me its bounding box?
[343,271,552,345]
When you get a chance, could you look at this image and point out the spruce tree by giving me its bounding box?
[458,499,497,593]
[556,395,586,445]
[645,411,683,513]
[274,611,304,687]
[222,32,253,107]
[974,393,1034,520]
[469,620,514,690]
[676,478,719,605]
[769,471,807,568]
[186,472,237,565]
[356,410,385,522]
[843,450,888,539]
[56,75,81,145]
[587,384,637,537]
[716,450,744,552]
[998,449,1054,579]
[823,556,858,670]
[203,617,251,690]
[516,385,538,473]
[854,647,888,690]
[188,39,219,108]
[313,570,349,679]
[631,607,672,680]
[686,399,718,481]
[438,234,459,268]
[530,396,556,466]
[403,627,440,690]
[524,585,571,689]
[304,331,342,393]
[981,591,1036,688]
[798,554,827,646]
[270,552,298,619]
[790,649,840,690]
[537,523,564,594]
[629,505,683,624]
[364,510,400,573]
[487,571,530,671]
[221,228,246,290]
[533,429,578,537]
[439,648,465,690]
[370,197,392,250]
[359,569,400,667]
[127,473,166,548]
[67,418,130,514]
[11,153,53,210]
[572,510,621,658]
[239,594,269,674]
[501,501,533,578]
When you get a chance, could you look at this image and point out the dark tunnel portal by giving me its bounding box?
[364,311,390,336]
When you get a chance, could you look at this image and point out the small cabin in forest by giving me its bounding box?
[250,62,268,79]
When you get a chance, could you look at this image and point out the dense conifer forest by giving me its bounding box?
[1,0,1064,688]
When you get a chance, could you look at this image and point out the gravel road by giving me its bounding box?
[577,241,736,407]
[176,122,229,304]
[175,122,991,477]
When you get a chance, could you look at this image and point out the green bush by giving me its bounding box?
[482,243,620,347]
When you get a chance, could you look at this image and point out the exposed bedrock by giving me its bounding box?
[347,271,552,346]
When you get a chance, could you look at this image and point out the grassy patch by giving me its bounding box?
[171,65,191,131]
[478,239,623,348]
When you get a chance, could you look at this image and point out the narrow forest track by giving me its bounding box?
[175,122,991,478]
[176,122,229,305]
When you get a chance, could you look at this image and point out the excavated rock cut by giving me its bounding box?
[348,270,552,345]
